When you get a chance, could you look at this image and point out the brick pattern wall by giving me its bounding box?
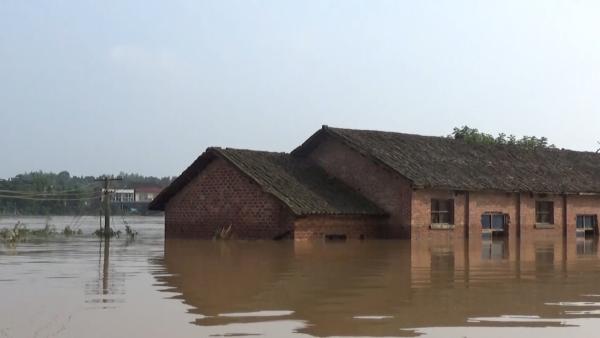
[564,195,600,241]
[306,136,412,238]
[294,215,383,240]
[411,189,467,240]
[165,157,293,239]
[410,190,600,241]
[163,140,600,241]
[519,193,565,240]
[467,191,519,239]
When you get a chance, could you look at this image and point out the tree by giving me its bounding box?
[0,171,174,215]
[450,126,555,150]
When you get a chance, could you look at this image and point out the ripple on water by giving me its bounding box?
[218,311,295,318]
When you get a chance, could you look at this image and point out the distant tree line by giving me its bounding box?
[450,126,555,150]
[0,171,174,216]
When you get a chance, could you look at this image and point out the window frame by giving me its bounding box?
[431,199,454,225]
[576,214,598,231]
[535,201,554,224]
[481,212,509,231]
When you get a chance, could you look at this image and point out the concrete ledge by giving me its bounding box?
[430,223,455,230]
[534,223,555,229]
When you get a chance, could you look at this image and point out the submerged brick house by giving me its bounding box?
[149,147,385,239]
[150,126,600,240]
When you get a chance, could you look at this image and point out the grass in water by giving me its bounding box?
[62,226,83,236]
[125,225,138,239]
[0,222,56,243]
[1,222,85,243]
[94,227,122,238]
[1,222,137,243]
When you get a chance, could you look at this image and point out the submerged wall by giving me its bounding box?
[293,215,384,240]
[164,157,293,239]
[304,135,412,238]
[411,189,467,240]
[411,189,600,241]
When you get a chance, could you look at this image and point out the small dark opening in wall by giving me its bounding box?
[325,234,347,241]
[359,234,365,240]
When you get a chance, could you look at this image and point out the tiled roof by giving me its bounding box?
[149,147,385,216]
[293,126,600,194]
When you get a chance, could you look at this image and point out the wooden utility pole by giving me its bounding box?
[95,176,122,237]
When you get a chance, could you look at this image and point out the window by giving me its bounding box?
[324,234,347,241]
[576,215,597,231]
[536,201,554,224]
[481,213,508,231]
[431,199,454,224]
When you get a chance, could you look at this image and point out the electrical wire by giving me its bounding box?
[0,189,98,196]
[0,182,101,196]
[0,194,102,201]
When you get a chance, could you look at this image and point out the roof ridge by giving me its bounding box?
[151,146,385,215]
[217,147,289,155]
[324,126,600,155]
[298,126,600,194]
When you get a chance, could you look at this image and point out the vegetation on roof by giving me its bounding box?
[450,126,555,150]
[296,126,600,194]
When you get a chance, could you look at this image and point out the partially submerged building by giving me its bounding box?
[150,126,600,240]
[149,147,385,239]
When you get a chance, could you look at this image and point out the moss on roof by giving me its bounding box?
[294,126,600,194]
[149,147,385,216]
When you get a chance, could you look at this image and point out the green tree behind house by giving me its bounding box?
[450,126,555,150]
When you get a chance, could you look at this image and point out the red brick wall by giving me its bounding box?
[294,215,383,240]
[165,157,294,239]
[411,189,467,240]
[519,193,565,240]
[412,190,571,241]
[565,195,600,240]
[467,191,519,239]
[305,136,412,238]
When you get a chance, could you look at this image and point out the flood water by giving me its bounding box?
[2,217,600,337]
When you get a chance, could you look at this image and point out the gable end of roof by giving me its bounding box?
[150,147,386,217]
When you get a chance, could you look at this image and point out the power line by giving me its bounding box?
[96,176,123,237]
[0,194,102,201]
[0,190,98,197]
[0,182,101,196]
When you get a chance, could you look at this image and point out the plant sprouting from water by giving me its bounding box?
[0,222,66,243]
[0,222,29,243]
[124,225,138,239]
[62,226,83,236]
[94,227,122,238]
[1,221,137,244]
[213,224,233,240]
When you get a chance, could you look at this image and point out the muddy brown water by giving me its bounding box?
[2,216,600,337]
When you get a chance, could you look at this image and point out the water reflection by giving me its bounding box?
[153,236,600,337]
[577,236,598,256]
[481,237,508,260]
[84,237,127,309]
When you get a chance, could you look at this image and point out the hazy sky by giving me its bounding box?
[2,0,600,179]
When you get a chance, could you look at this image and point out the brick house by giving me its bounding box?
[149,147,385,239]
[151,126,600,240]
